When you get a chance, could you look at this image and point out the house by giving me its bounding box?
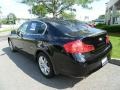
[105,0,120,25]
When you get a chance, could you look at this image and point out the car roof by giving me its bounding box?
[30,18,84,25]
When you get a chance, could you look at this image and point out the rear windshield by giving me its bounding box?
[50,20,93,37]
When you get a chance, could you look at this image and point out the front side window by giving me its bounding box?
[27,21,46,34]
[18,22,29,34]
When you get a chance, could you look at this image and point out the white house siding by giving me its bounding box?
[107,0,119,9]
[105,0,120,25]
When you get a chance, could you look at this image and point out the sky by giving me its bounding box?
[0,0,32,18]
[0,0,109,21]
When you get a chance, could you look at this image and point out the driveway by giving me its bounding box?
[0,40,120,90]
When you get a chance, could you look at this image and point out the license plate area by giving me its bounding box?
[102,57,108,66]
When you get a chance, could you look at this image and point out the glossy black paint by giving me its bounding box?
[8,19,112,77]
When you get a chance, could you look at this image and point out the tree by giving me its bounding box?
[32,4,48,17]
[61,12,76,20]
[22,0,98,18]
[7,13,17,24]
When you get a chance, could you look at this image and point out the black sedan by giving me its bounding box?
[8,19,112,78]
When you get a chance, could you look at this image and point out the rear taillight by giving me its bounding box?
[106,35,110,44]
[63,40,95,54]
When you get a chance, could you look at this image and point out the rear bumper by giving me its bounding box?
[62,60,102,77]
[59,44,112,77]
[61,55,110,78]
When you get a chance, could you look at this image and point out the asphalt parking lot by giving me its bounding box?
[0,39,120,90]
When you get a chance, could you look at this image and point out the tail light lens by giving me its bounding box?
[106,35,110,44]
[63,40,95,54]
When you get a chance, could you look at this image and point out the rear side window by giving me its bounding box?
[27,21,46,34]
[47,23,64,37]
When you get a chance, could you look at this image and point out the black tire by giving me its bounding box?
[37,52,55,78]
[8,40,16,52]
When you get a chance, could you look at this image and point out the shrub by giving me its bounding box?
[95,24,120,33]
[0,19,8,24]
[96,23,106,27]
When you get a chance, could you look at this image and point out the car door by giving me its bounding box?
[15,22,29,50]
[22,20,47,55]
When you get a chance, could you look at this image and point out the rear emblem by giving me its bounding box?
[99,38,103,41]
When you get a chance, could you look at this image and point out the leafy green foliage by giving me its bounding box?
[0,18,8,24]
[61,12,76,20]
[22,0,98,18]
[32,4,47,17]
[0,13,16,24]
[96,24,120,33]
[103,25,120,33]
[95,23,106,28]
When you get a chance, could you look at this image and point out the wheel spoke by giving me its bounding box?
[38,56,50,75]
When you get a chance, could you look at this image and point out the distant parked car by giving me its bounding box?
[8,19,112,78]
[87,23,95,27]
[94,19,105,25]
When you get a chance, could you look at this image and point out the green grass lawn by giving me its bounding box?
[109,33,120,58]
[0,29,11,33]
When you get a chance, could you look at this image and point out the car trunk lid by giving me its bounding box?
[82,32,107,54]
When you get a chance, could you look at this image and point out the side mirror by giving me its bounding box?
[11,30,17,34]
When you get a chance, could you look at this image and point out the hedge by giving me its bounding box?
[95,24,120,33]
